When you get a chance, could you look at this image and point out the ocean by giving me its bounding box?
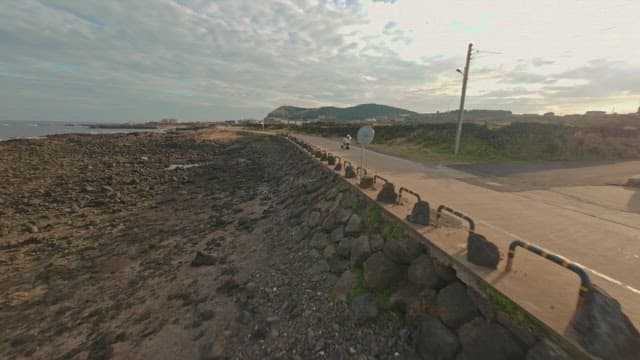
[0,120,155,141]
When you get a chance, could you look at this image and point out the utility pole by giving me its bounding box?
[454,43,472,155]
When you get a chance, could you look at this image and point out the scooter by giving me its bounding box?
[341,142,350,150]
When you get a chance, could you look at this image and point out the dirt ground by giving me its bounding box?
[0,129,415,359]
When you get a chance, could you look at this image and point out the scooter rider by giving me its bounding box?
[342,134,352,149]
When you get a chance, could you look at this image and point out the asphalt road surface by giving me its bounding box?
[297,133,640,335]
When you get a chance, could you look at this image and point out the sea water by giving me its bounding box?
[0,120,155,141]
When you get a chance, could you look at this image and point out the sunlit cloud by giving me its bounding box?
[0,0,638,122]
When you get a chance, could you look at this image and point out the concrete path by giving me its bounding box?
[296,133,640,335]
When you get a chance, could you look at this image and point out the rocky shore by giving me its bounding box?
[0,130,418,359]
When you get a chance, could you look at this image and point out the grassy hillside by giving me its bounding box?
[285,122,640,162]
[266,103,416,121]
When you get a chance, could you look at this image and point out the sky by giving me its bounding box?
[1,0,639,122]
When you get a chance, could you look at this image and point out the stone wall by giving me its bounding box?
[276,135,587,359]
[280,133,640,359]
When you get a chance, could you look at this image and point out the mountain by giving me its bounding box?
[265,103,417,121]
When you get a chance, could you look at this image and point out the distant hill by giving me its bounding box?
[265,103,417,121]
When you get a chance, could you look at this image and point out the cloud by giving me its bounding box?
[0,0,638,121]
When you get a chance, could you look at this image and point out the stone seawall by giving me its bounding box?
[278,133,640,360]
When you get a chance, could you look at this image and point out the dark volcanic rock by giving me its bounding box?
[433,259,457,282]
[344,213,364,236]
[389,283,423,313]
[369,233,384,252]
[191,251,217,267]
[376,182,397,203]
[415,315,459,360]
[337,237,354,258]
[363,252,406,290]
[350,293,379,324]
[572,285,640,360]
[407,254,440,288]
[437,282,478,328]
[336,209,352,225]
[457,317,525,360]
[310,232,329,250]
[383,236,423,265]
[466,233,500,269]
[350,236,371,267]
[333,271,359,302]
[525,339,571,360]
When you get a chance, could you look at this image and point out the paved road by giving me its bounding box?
[297,133,640,334]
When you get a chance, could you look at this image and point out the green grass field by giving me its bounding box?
[281,121,640,163]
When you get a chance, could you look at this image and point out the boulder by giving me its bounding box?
[350,236,372,267]
[437,282,479,328]
[310,232,329,251]
[307,210,322,228]
[328,257,349,274]
[369,233,385,252]
[407,289,439,322]
[331,226,345,242]
[359,175,374,189]
[337,237,354,258]
[344,214,364,236]
[572,285,640,360]
[525,339,571,360]
[433,260,457,282]
[389,283,423,313]
[384,236,423,264]
[336,209,352,225]
[363,252,406,290]
[407,254,440,288]
[457,317,525,360]
[333,271,359,302]
[350,293,379,324]
[407,201,430,226]
[191,251,216,266]
[376,182,397,203]
[415,315,460,360]
[323,244,336,258]
[467,233,500,269]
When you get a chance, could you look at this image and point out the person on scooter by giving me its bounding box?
[342,134,351,149]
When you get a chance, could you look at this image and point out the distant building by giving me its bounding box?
[160,118,181,124]
[264,117,281,125]
[637,106,640,115]
[585,110,606,116]
[543,112,555,116]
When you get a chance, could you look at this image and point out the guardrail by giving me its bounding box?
[435,205,476,233]
[506,240,592,299]
[333,156,342,171]
[398,187,421,203]
[373,175,389,185]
